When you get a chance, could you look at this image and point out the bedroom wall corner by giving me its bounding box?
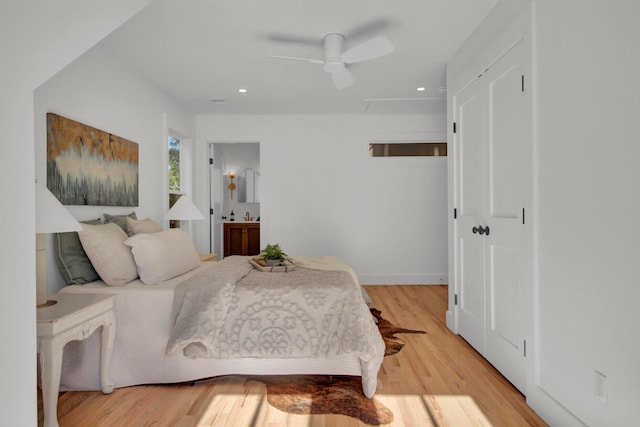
[527,1,640,426]
[450,1,640,426]
[1,1,150,426]
[34,44,196,293]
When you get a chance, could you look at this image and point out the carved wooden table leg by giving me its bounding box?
[100,311,116,394]
[39,336,63,427]
[37,294,116,427]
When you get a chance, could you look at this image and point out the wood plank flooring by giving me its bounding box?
[38,285,548,426]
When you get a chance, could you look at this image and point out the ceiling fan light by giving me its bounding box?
[323,60,345,73]
[332,68,355,90]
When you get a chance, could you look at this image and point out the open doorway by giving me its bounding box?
[208,142,260,258]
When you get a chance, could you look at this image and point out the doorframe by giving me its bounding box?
[208,143,223,256]
[446,4,533,395]
[208,141,261,258]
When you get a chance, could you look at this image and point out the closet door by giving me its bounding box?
[483,43,528,393]
[454,77,486,354]
[453,41,529,393]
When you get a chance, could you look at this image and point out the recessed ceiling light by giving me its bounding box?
[238,88,248,93]
[416,87,426,92]
[438,87,447,95]
[210,98,226,104]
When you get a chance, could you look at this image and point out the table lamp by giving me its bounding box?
[36,181,82,307]
[165,195,205,224]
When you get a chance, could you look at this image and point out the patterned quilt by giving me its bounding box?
[165,256,385,397]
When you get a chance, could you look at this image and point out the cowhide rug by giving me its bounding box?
[251,308,426,425]
[192,309,424,425]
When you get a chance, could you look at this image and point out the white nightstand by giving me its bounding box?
[37,293,116,427]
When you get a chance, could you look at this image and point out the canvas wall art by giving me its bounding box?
[46,113,139,206]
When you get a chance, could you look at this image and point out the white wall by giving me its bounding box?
[35,45,196,292]
[530,1,640,426]
[0,1,150,425]
[196,114,448,284]
[449,1,640,426]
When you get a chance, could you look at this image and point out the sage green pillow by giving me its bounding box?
[55,219,102,285]
[103,212,137,232]
[126,217,163,236]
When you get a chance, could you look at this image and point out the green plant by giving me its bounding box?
[260,243,291,262]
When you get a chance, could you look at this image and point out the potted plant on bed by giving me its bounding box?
[259,243,292,266]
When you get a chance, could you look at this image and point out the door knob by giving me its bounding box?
[478,225,490,236]
[472,226,479,234]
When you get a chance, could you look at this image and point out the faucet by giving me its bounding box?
[245,211,250,221]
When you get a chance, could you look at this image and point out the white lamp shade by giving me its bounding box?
[35,181,81,307]
[36,181,82,233]
[165,195,205,221]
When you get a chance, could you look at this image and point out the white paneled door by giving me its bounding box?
[455,75,486,354]
[453,40,530,394]
[209,144,224,257]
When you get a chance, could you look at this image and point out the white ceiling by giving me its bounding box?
[95,0,498,115]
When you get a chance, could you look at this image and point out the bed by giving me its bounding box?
[55,219,384,398]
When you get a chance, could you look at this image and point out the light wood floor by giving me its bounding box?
[39,285,548,427]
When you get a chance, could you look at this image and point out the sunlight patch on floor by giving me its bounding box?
[375,394,434,426]
[195,377,267,426]
[376,393,493,427]
[426,394,493,427]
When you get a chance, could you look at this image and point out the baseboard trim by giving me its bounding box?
[359,274,448,285]
[527,385,587,427]
[446,310,455,331]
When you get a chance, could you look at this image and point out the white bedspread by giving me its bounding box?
[58,256,384,398]
[166,256,384,398]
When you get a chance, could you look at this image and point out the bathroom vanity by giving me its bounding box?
[224,222,260,257]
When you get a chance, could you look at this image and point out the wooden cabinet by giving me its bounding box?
[224,222,260,257]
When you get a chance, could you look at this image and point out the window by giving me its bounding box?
[168,135,182,229]
[167,132,193,229]
[369,142,447,157]
[168,135,181,192]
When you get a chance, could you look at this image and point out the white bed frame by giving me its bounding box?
[58,263,362,391]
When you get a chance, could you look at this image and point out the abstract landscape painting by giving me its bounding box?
[47,113,139,206]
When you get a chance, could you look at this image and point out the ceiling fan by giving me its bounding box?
[268,33,394,90]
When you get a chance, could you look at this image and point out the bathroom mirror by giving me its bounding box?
[238,169,259,203]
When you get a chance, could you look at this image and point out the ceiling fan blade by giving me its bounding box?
[344,18,392,41]
[341,36,394,64]
[266,33,322,46]
[332,68,355,90]
[267,55,324,64]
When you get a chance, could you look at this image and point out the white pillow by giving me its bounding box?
[126,217,163,236]
[124,229,200,285]
[78,223,139,287]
